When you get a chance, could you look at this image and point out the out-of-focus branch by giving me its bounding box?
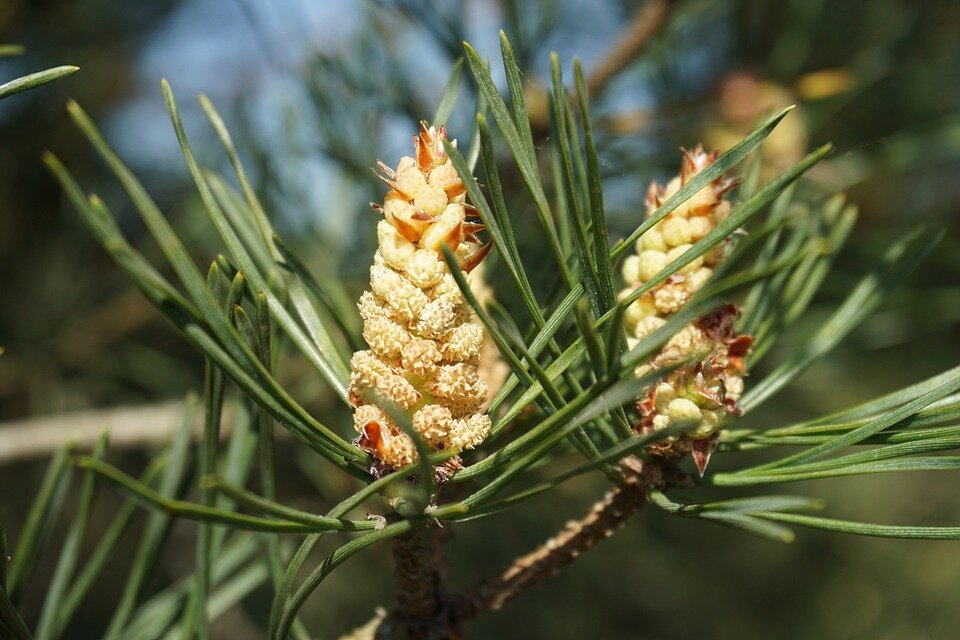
[451,457,664,620]
[527,0,673,133]
[586,0,673,99]
[0,400,236,465]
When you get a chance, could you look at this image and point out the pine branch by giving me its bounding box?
[451,457,665,621]
[585,0,674,99]
[343,459,665,638]
[381,524,456,640]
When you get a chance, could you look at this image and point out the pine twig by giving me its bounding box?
[392,527,441,623]
[586,0,673,99]
[451,457,663,621]
[344,487,465,640]
[377,524,457,640]
[528,0,673,133]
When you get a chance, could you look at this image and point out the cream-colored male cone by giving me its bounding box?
[350,123,493,472]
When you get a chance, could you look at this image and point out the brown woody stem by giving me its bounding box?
[346,459,670,639]
[451,457,663,620]
[378,523,457,640]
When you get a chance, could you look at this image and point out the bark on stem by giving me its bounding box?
[379,524,456,640]
[451,457,662,621]
[392,527,440,631]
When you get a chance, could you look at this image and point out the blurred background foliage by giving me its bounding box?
[1,0,958,638]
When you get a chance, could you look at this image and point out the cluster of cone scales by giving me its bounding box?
[349,123,492,474]
[634,304,753,476]
[622,148,753,476]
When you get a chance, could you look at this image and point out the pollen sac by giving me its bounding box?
[622,147,750,476]
[352,123,493,472]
